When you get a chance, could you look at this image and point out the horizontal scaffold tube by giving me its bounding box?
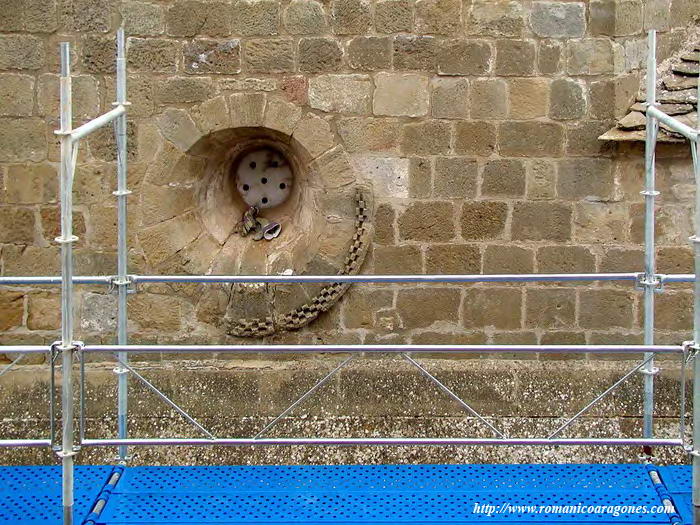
[80,437,684,447]
[81,344,684,354]
[0,439,53,448]
[647,105,699,142]
[70,104,126,141]
[0,273,697,286]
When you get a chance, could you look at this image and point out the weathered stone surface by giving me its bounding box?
[643,0,670,31]
[156,108,201,152]
[374,73,428,117]
[245,39,295,73]
[351,155,408,197]
[27,292,60,331]
[398,201,455,242]
[454,121,496,156]
[127,38,179,72]
[599,248,642,273]
[658,247,693,275]
[122,1,165,36]
[37,74,99,119]
[220,77,277,92]
[483,245,534,274]
[130,293,182,331]
[0,118,46,162]
[433,157,477,199]
[468,1,524,37]
[470,79,508,119]
[2,245,60,276]
[337,117,401,153]
[656,292,692,331]
[526,289,576,329]
[293,114,335,158]
[415,0,461,35]
[0,207,35,243]
[280,76,308,105]
[482,159,526,197]
[81,35,117,73]
[537,245,596,274]
[156,77,214,104]
[0,74,34,117]
[40,206,85,241]
[397,288,461,328]
[61,0,114,32]
[579,290,634,329]
[499,121,564,157]
[331,0,371,34]
[0,34,45,70]
[0,291,24,331]
[0,0,57,33]
[141,183,196,227]
[526,160,556,200]
[88,121,137,162]
[425,244,480,274]
[309,74,371,114]
[550,79,587,120]
[166,1,230,37]
[263,97,302,136]
[409,157,431,198]
[374,203,395,245]
[284,0,327,34]
[574,203,628,243]
[530,2,586,38]
[299,38,343,73]
[348,37,391,71]
[401,120,451,155]
[343,289,393,328]
[566,39,614,75]
[538,40,562,74]
[229,92,266,127]
[566,121,614,156]
[375,0,413,33]
[463,288,522,330]
[373,245,422,274]
[508,78,549,119]
[139,212,202,266]
[460,201,507,241]
[590,0,643,36]
[495,40,536,76]
[589,75,638,120]
[4,164,57,205]
[431,78,469,119]
[184,39,241,74]
[231,0,278,36]
[437,39,491,76]
[557,159,614,201]
[190,96,229,135]
[393,35,437,71]
[512,202,572,241]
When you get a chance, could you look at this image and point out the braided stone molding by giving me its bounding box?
[226,187,372,338]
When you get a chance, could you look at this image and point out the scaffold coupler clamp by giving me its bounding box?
[683,340,699,365]
[635,272,664,293]
[108,274,137,295]
[639,365,660,376]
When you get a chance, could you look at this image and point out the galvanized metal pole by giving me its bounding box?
[642,30,659,443]
[691,56,700,523]
[114,27,130,463]
[58,41,76,525]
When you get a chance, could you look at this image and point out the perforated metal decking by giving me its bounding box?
[0,464,690,525]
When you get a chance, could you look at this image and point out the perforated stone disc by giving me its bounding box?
[235,148,293,209]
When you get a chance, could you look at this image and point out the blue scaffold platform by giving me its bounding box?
[0,463,691,525]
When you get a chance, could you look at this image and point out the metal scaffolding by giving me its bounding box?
[0,29,698,525]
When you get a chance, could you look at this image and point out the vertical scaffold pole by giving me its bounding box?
[114,27,130,463]
[642,30,659,444]
[58,41,76,525]
[691,54,700,523]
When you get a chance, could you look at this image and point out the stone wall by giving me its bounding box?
[0,0,698,463]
